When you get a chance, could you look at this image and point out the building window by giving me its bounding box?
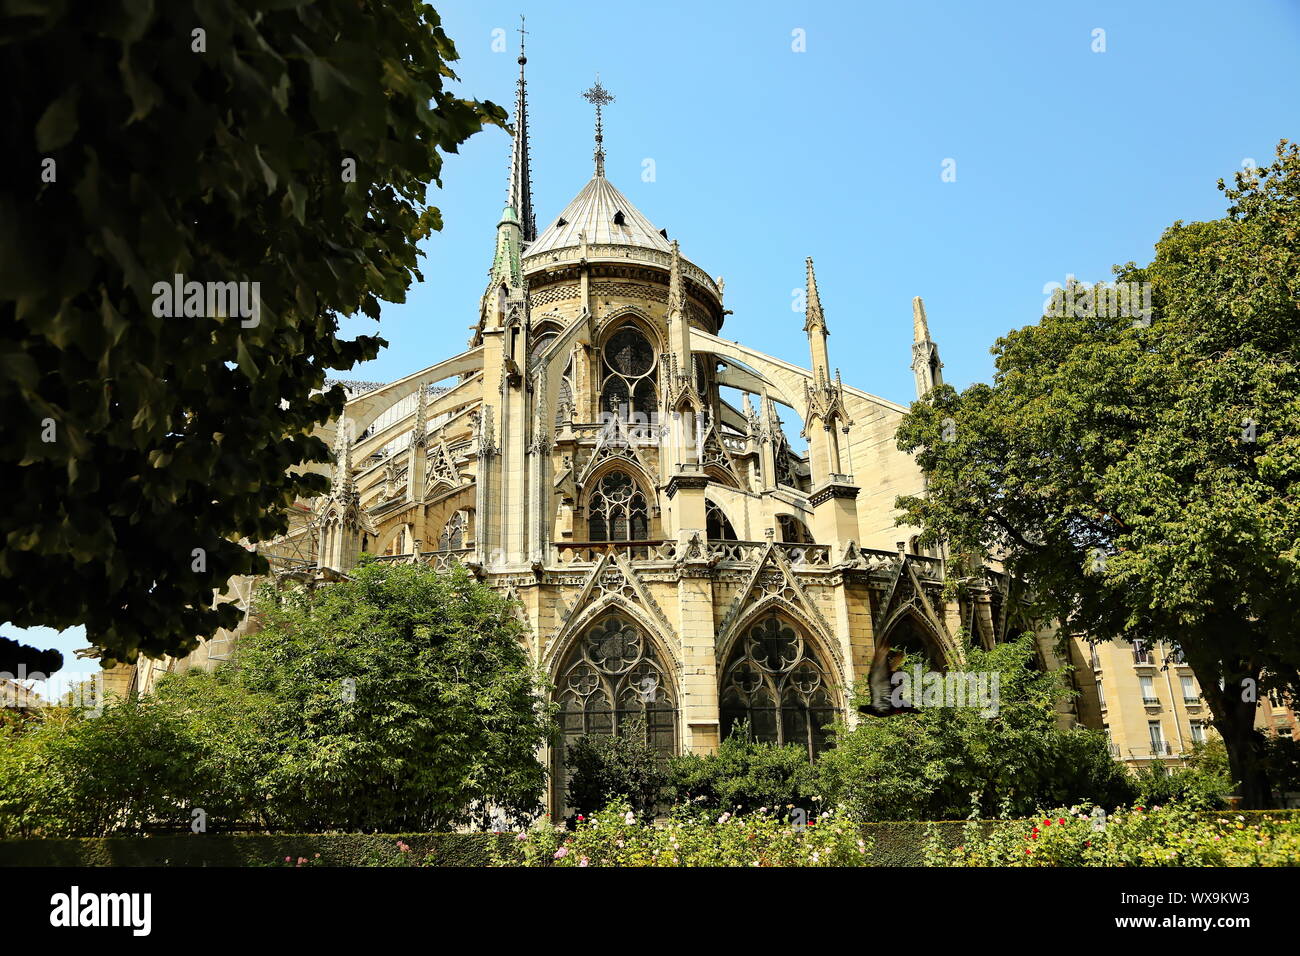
[776,514,813,544]
[720,615,837,759]
[705,500,737,541]
[1148,720,1165,755]
[600,326,657,422]
[1140,676,1158,705]
[1181,675,1198,703]
[437,510,469,551]
[1097,677,1106,710]
[1168,645,1186,665]
[1089,645,1101,670]
[1132,641,1152,665]
[1190,721,1206,745]
[587,470,649,542]
[554,615,677,811]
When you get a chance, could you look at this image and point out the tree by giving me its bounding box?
[816,636,1134,820]
[0,634,62,677]
[0,698,215,838]
[566,720,669,821]
[895,142,1300,807]
[154,560,554,831]
[0,1,503,663]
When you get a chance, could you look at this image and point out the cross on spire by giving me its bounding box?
[581,75,614,177]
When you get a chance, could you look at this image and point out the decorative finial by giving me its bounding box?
[506,15,535,242]
[581,75,614,177]
[804,257,827,334]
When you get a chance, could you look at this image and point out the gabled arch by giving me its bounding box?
[546,588,680,678]
[594,305,662,350]
[718,593,844,691]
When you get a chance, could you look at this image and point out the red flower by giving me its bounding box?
[1043,818,1052,826]
[1135,806,1144,812]
[1025,848,1032,855]
[1059,818,1067,825]
[577,815,585,822]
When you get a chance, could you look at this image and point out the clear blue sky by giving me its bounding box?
[9,0,1299,667]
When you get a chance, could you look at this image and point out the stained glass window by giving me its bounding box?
[720,615,836,758]
[601,326,657,421]
[587,470,649,542]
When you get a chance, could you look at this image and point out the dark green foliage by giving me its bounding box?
[0,832,509,867]
[0,1,503,663]
[1131,739,1235,810]
[0,562,554,836]
[815,635,1134,820]
[0,635,62,676]
[566,721,668,820]
[667,726,818,815]
[0,698,217,838]
[894,142,1300,806]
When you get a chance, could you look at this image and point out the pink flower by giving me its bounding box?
[516,832,528,841]
[578,857,590,867]
[554,847,569,859]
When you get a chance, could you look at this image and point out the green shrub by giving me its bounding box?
[667,726,818,815]
[566,720,667,820]
[816,635,1135,820]
[1131,740,1235,810]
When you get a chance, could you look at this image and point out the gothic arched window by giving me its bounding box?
[720,615,837,759]
[586,470,649,542]
[555,615,677,809]
[600,326,657,422]
[706,500,737,541]
[438,510,469,551]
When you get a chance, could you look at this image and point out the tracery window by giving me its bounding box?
[720,615,837,759]
[706,500,737,541]
[587,470,649,542]
[600,326,657,422]
[438,510,469,551]
[555,615,677,808]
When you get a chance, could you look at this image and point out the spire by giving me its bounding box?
[912,296,931,342]
[333,416,355,498]
[803,257,831,384]
[911,296,943,398]
[507,16,535,243]
[668,239,685,315]
[581,76,614,178]
[411,382,428,449]
[803,257,827,334]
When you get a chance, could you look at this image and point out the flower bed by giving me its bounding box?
[497,804,873,867]
[925,805,1300,866]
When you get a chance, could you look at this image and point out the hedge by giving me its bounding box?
[0,832,510,867]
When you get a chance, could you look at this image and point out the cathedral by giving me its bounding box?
[109,37,1235,813]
